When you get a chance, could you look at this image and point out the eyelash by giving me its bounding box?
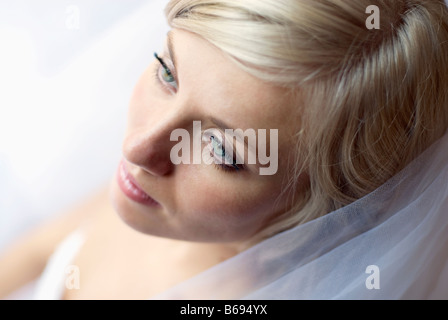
[153,52,177,94]
[209,135,244,173]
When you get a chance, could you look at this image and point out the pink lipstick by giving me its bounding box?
[117,159,159,207]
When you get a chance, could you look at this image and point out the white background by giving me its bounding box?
[0,0,169,251]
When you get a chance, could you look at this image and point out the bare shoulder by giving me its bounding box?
[0,184,112,299]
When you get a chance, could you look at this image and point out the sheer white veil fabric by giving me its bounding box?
[155,130,448,299]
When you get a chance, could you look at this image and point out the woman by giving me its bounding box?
[1,0,448,299]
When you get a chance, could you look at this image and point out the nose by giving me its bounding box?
[122,116,178,177]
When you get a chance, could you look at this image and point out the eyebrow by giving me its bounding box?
[209,117,233,132]
[209,117,251,146]
[167,32,178,76]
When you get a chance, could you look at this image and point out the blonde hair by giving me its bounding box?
[165,0,448,241]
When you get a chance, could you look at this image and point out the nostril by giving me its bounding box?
[143,151,174,177]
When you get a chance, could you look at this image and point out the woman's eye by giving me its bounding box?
[211,136,225,157]
[161,67,175,84]
[154,52,178,92]
[210,136,242,172]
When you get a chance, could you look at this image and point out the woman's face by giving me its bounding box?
[110,28,303,244]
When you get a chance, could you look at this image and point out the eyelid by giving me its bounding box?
[202,129,244,165]
[154,52,178,92]
[154,53,171,74]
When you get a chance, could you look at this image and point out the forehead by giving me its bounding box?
[171,28,300,148]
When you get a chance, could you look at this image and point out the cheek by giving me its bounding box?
[174,170,283,235]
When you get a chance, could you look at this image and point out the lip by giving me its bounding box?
[117,159,160,207]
